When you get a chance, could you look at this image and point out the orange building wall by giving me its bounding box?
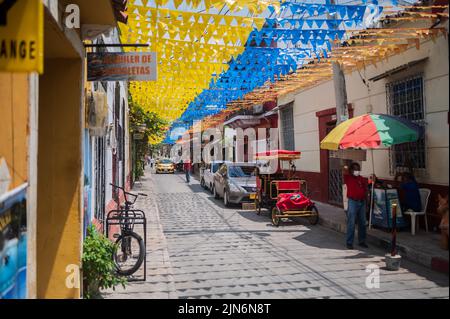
[0,73,29,190]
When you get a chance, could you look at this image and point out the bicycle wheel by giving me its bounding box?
[255,193,262,216]
[272,207,281,227]
[113,232,145,277]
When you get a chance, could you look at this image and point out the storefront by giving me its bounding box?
[0,0,42,299]
[1,0,126,299]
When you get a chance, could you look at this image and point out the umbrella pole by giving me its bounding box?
[369,149,375,230]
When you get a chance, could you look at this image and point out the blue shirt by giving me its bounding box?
[401,179,422,211]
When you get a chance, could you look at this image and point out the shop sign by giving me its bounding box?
[330,149,367,161]
[0,0,44,73]
[87,52,157,82]
[134,133,145,140]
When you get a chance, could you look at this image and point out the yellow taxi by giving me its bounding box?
[156,159,175,174]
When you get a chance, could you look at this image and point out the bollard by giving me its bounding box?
[391,203,397,257]
[385,203,402,271]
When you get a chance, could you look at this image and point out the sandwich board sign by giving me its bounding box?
[0,0,44,73]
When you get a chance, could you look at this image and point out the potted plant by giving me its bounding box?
[82,225,127,299]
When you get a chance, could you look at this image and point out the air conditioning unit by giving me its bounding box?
[86,91,108,136]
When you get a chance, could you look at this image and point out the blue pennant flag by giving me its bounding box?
[315,19,326,29]
[346,5,358,19]
[317,5,327,16]
[307,5,316,17]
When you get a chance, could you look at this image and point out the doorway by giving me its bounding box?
[327,123,344,206]
[316,106,354,207]
[94,136,106,229]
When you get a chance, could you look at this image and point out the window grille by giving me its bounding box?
[280,103,295,151]
[94,136,106,224]
[386,75,426,175]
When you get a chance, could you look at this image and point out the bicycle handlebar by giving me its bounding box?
[110,184,148,204]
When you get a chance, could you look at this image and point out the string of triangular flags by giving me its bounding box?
[119,1,438,144]
[166,0,388,137]
[122,0,282,122]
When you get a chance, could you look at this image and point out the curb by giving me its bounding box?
[319,216,449,275]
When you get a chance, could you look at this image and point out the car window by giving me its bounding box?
[161,160,172,164]
[212,163,221,173]
[228,166,256,178]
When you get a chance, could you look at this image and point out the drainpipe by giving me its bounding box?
[331,0,349,124]
[121,95,126,190]
[333,62,349,124]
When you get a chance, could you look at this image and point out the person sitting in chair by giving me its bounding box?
[395,172,422,212]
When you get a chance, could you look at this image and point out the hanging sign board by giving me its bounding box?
[0,0,44,73]
[87,52,157,82]
[330,149,367,161]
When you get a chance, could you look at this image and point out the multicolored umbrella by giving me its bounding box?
[320,114,423,151]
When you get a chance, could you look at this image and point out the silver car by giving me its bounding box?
[201,161,224,193]
[213,163,258,207]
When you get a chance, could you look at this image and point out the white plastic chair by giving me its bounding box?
[404,188,431,235]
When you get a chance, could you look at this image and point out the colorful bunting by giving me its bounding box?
[119,1,439,144]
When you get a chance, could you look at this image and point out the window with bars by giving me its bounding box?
[280,103,295,151]
[386,75,426,175]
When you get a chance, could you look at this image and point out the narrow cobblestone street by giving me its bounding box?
[103,169,449,299]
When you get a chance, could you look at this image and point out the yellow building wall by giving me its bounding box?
[0,73,29,190]
[36,58,82,299]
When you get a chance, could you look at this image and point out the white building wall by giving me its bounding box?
[101,29,130,202]
[85,27,131,217]
[105,80,115,203]
[121,82,130,188]
[286,34,449,186]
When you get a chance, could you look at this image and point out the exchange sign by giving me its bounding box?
[0,0,44,73]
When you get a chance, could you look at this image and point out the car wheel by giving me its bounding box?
[224,191,230,207]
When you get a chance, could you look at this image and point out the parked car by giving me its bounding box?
[201,161,224,192]
[213,162,258,207]
[155,159,175,174]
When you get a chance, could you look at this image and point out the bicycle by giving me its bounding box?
[109,184,147,277]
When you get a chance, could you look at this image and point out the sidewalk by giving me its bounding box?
[316,202,449,275]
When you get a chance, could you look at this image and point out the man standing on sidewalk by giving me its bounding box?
[184,160,192,183]
[150,157,155,169]
[343,162,370,250]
